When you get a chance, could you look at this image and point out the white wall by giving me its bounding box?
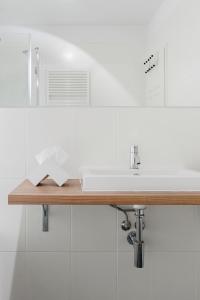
[1,107,200,300]
[1,21,200,300]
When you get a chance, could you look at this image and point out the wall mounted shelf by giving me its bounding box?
[8,179,200,205]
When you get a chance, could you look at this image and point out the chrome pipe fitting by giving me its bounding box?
[127,207,145,268]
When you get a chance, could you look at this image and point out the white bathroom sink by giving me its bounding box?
[81,168,200,191]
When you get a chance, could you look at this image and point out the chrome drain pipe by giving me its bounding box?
[110,204,146,268]
[127,207,145,268]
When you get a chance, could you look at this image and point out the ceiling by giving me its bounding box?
[0,0,166,25]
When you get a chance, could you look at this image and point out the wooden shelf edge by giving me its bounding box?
[8,179,200,205]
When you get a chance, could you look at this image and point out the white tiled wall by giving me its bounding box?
[1,107,200,300]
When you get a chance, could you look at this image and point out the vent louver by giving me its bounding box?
[46,70,90,106]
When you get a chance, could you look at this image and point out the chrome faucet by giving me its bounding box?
[130,145,140,170]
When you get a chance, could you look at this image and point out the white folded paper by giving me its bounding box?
[28,146,69,187]
[35,145,69,166]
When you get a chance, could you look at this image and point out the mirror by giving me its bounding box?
[0,33,31,107]
[0,0,198,107]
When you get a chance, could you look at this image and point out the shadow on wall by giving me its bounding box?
[6,180,71,300]
[0,179,26,300]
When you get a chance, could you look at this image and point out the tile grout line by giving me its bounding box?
[114,110,119,165]
[193,205,198,300]
[24,109,29,254]
[116,209,119,300]
[25,206,28,252]
[4,249,200,253]
[69,205,72,300]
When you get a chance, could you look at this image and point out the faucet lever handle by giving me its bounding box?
[130,144,141,170]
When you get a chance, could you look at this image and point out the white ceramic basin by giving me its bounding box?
[81,168,200,191]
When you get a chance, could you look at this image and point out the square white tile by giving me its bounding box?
[26,108,75,177]
[26,252,70,300]
[0,179,25,251]
[72,108,116,177]
[116,109,183,169]
[71,205,117,251]
[71,252,116,300]
[151,252,195,300]
[0,109,26,178]
[147,206,196,251]
[192,206,200,250]
[193,252,200,299]
[0,252,26,300]
[26,205,70,251]
[117,251,153,300]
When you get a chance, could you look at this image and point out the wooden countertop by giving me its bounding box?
[7,179,200,205]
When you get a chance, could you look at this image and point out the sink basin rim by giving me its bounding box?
[81,167,200,192]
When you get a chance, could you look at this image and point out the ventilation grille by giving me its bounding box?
[46,70,90,106]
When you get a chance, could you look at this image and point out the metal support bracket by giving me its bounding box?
[42,204,49,232]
